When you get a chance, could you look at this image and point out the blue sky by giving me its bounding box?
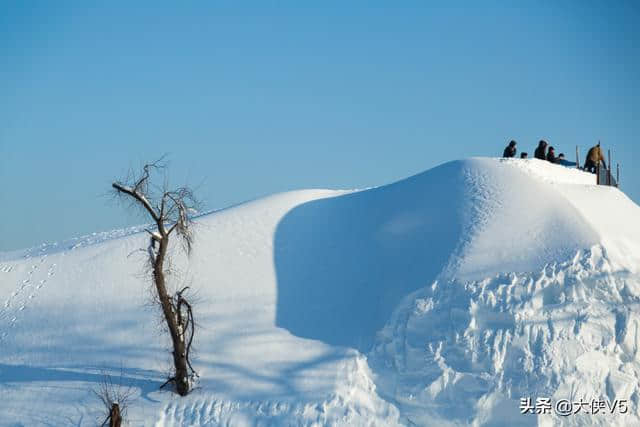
[1,1,638,251]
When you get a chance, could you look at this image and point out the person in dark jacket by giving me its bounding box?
[503,140,517,158]
[534,140,548,160]
[584,143,607,173]
[546,146,557,163]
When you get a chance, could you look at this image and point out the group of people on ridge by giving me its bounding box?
[502,140,607,174]
[502,140,567,164]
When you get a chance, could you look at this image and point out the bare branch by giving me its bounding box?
[112,182,160,224]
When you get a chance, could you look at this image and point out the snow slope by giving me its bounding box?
[1,158,639,426]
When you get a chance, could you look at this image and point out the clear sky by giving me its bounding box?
[1,1,638,251]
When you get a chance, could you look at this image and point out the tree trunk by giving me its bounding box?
[109,403,121,427]
[154,237,190,396]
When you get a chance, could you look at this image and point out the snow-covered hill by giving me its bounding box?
[1,158,639,426]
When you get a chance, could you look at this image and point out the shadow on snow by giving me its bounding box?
[273,161,470,351]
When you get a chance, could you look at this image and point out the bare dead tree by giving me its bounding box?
[112,158,199,396]
[93,371,135,427]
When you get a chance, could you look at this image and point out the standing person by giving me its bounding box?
[534,140,548,160]
[503,140,517,158]
[584,142,607,173]
[546,146,557,163]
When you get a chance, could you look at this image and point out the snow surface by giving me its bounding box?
[1,158,639,426]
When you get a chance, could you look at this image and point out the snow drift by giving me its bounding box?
[1,158,639,426]
[275,159,601,351]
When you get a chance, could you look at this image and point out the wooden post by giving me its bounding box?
[608,149,612,186]
[576,145,579,169]
[617,163,620,188]
[596,163,600,185]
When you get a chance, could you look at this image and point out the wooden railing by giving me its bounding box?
[597,164,618,187]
